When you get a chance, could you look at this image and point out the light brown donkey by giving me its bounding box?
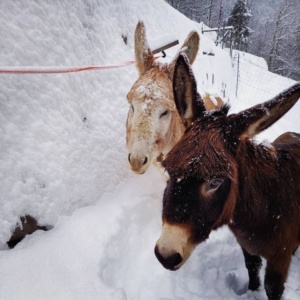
[126,21,223,175]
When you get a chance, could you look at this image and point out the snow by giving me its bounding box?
[230,49,300,141]
[0,0,299,299]
[149,34,178,53]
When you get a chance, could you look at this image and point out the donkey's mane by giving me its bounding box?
[200,102,230,118]
[217,102,230,116]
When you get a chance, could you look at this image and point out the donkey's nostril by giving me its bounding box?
[166,252,182,269]
[128,154,131,163]
[154,246,182,270]
[143,157,148,165]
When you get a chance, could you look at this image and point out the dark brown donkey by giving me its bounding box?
[155,54,300,300]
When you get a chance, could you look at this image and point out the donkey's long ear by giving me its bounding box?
[134,21,153,76]
[179,31,199,65]
[173,54,206,127]
[169,31,199,79]
[228,82,300,140]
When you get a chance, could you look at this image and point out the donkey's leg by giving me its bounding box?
[264,255,291,300]
[242,248,262,291]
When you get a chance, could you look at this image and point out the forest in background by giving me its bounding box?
[165,0,300,81]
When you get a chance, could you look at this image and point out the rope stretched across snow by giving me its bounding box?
[0,60,136,74]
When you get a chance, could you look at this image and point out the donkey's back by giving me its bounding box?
[272,131,300,241]
[273,132,300,165]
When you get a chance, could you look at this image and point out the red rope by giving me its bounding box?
[0,60,136,74]
[0,55,163,75]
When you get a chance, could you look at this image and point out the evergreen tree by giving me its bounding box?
[226,0,252,51]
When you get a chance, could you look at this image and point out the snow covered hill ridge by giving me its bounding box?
[0,0,236,243]
[0,1,299,299]
[0,0,298,242]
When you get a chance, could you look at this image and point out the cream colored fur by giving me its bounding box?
[126,21,223,176]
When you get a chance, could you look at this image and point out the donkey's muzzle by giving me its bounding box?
[154,245,182,271]
[128,153,149,174]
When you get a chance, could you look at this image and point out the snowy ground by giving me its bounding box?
[0,0,299,299]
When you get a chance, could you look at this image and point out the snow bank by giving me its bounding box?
[0,0,235,243]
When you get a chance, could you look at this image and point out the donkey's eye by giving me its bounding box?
[205,179,224,192]
[160,110,169,118]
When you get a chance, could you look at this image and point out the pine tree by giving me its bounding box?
[226,0,252,51]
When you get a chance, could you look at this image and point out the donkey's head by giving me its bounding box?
[154,54,300,270]
[126,21,199,174]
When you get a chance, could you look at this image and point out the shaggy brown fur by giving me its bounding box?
[155,54,300,300]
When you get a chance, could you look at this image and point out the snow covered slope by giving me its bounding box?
[0,0,235,243]
[0,0,299,299]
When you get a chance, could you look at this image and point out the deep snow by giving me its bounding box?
[0,0,299,299]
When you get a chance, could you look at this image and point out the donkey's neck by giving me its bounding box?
[162,111,185,157]
[231,142,287,229]
[229,139,300,257]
